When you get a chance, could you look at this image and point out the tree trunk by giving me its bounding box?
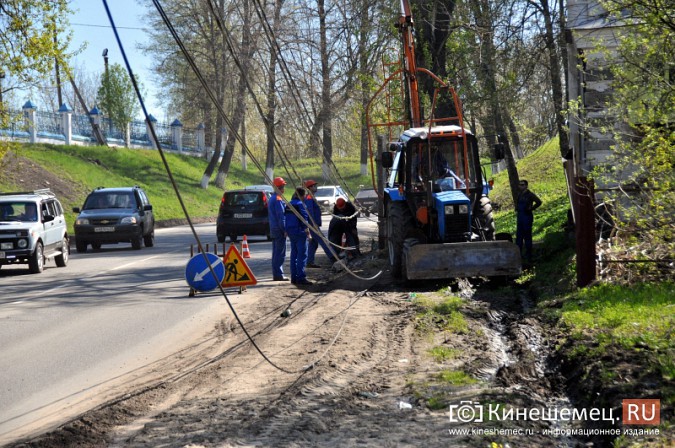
[358,0,369,176]
[215,0,254,189]
[241,117,247,171]
[471,0,520,205]
[505,109,524,159]
[318,0,333,169]
[414,0,455,118]
[557,0,570,158]
[200,112,224,189]
[539,0,569,158]
[265,0,284,180]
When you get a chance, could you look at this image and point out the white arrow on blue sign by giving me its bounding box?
[185,253,225,292]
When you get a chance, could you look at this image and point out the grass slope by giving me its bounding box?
[0,143,374,233]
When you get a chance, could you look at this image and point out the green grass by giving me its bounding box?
[427,346,460,362]
[560,282,674,373]
[437,369,478,386]
[414,292,469,335]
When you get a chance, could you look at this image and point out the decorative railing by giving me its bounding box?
[2,101,223,159]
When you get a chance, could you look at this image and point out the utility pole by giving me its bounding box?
[54,33,63,107]
[103,48,109,80]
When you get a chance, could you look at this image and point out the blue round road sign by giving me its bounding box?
[185,253,225,292]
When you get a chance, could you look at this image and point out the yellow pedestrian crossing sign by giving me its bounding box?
[222,244,257,287]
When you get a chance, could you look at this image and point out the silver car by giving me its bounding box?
[313,185,348,213]
[0,189,70,273]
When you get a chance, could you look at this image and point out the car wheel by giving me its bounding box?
[229,234,238,242]
[144,229,155,247]
[91,242,102,250]
[76,239,87,253]
[266,233,272,241]
[55,236,69,267]
[132,235,142,250]
[29,242,44,274]
[217,234,225,243]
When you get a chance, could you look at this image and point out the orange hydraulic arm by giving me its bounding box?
[398,0,422,128]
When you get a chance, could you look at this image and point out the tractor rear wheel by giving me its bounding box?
[387,201,414,278]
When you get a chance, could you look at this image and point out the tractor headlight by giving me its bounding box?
[444,205,454,215]
[458,204,469,214]
[121,216,137,225]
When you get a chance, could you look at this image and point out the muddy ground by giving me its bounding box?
[8,244,591,448]
[3,153,670,447]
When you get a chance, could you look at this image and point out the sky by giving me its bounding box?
[67,0,163,117]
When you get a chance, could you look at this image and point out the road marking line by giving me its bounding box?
[110,254,164,271]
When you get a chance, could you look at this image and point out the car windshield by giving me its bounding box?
[225,192,263,207]
[84,193,135,209]
[315,187,335,198]
[0,201,38,222]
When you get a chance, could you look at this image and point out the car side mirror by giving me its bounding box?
[494,143,505,161]
[72,207,81,213]
[43,214,55,223]
[144,204,153,211]
[380,151,393,169]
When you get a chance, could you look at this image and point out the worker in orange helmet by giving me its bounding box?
[269,177,289,280]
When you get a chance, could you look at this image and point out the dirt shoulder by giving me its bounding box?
[4,246,571,448]
[13,256,672,448]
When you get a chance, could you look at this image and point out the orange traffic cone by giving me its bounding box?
[241,235,251,258]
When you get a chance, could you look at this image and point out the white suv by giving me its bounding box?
[314,185,348,213]
[0,189,70,273]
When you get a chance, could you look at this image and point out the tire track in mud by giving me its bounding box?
[455,281,579,446]
[249,292,414,445]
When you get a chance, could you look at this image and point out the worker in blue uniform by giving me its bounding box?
[269,177,289,281]
[516,179,542,263]
[304,180,335,267]
[285,187,312,285]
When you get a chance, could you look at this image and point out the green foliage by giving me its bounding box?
[591,0,675,277]
[97,63,141,131]
[0,1,73,158]
[0,1,72,87]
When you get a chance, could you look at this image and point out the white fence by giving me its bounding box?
[1,101,224,158]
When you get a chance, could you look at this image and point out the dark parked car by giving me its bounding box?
[217,188,272,243]
[73,186,155,252]
[354,188,378,217]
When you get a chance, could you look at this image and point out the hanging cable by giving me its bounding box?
[103,0,307,374]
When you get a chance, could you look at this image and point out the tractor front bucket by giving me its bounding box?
[403,241,522,280]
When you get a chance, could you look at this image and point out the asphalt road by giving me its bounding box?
[0,223,275,445]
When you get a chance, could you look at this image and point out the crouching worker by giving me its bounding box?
[328,198,360,261]
[285,187,313,285]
